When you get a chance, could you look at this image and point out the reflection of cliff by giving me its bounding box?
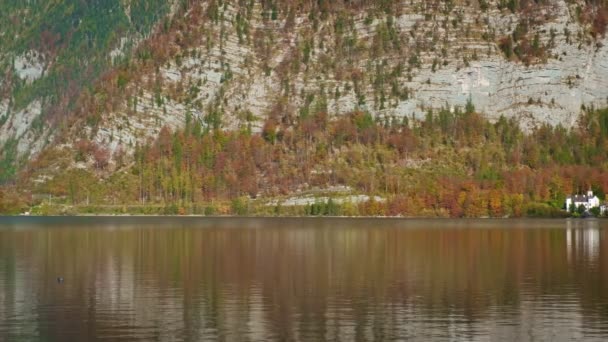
[0,219,607,340]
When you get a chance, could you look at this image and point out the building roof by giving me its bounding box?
[568,194,595,203]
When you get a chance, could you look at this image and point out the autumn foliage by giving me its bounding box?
[56,105,603,217]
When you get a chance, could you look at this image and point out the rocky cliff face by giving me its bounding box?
[0,0,177,180]
[2,0,608,176]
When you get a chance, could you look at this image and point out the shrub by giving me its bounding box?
[524,202,569,218]
[231,197,249,215]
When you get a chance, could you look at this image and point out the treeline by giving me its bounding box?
[19,104,608,217]
[131,103,608,217]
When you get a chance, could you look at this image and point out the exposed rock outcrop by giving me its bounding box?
[2,0,608,167]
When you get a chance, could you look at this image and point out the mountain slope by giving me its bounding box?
[1,0,608,216]
[0,0,177,181]
[48,0,606,166]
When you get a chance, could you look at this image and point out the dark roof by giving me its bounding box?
[569,194,591,202]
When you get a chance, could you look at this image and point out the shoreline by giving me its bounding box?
[0,216,602,232]
[0,214,601,220]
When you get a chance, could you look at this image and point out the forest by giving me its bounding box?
[3,103,608,218]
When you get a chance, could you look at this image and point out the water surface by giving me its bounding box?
[0,217,607,341]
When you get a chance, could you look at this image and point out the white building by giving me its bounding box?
[565,190,601,212]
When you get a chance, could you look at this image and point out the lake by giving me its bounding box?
[0,217,607,341]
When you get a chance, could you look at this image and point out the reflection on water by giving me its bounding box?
[567,220,601,263]
[0,218,607,341]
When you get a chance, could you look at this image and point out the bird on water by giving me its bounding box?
[57,277,64,283]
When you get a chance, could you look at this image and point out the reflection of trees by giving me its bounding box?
[0,219,607,340]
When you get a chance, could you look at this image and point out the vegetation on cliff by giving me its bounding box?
[5,105,608,217]
[2,1,608,217]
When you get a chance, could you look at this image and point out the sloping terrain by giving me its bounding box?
[80,0,608,160]
[1,0,608,216]
[0,0,177,181]
[2,1,608,174]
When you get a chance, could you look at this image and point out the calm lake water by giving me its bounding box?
[0,217,607,341]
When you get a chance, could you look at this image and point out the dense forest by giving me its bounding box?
[3,103,608,217]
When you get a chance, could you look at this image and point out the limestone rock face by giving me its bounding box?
[2,0,608,165]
